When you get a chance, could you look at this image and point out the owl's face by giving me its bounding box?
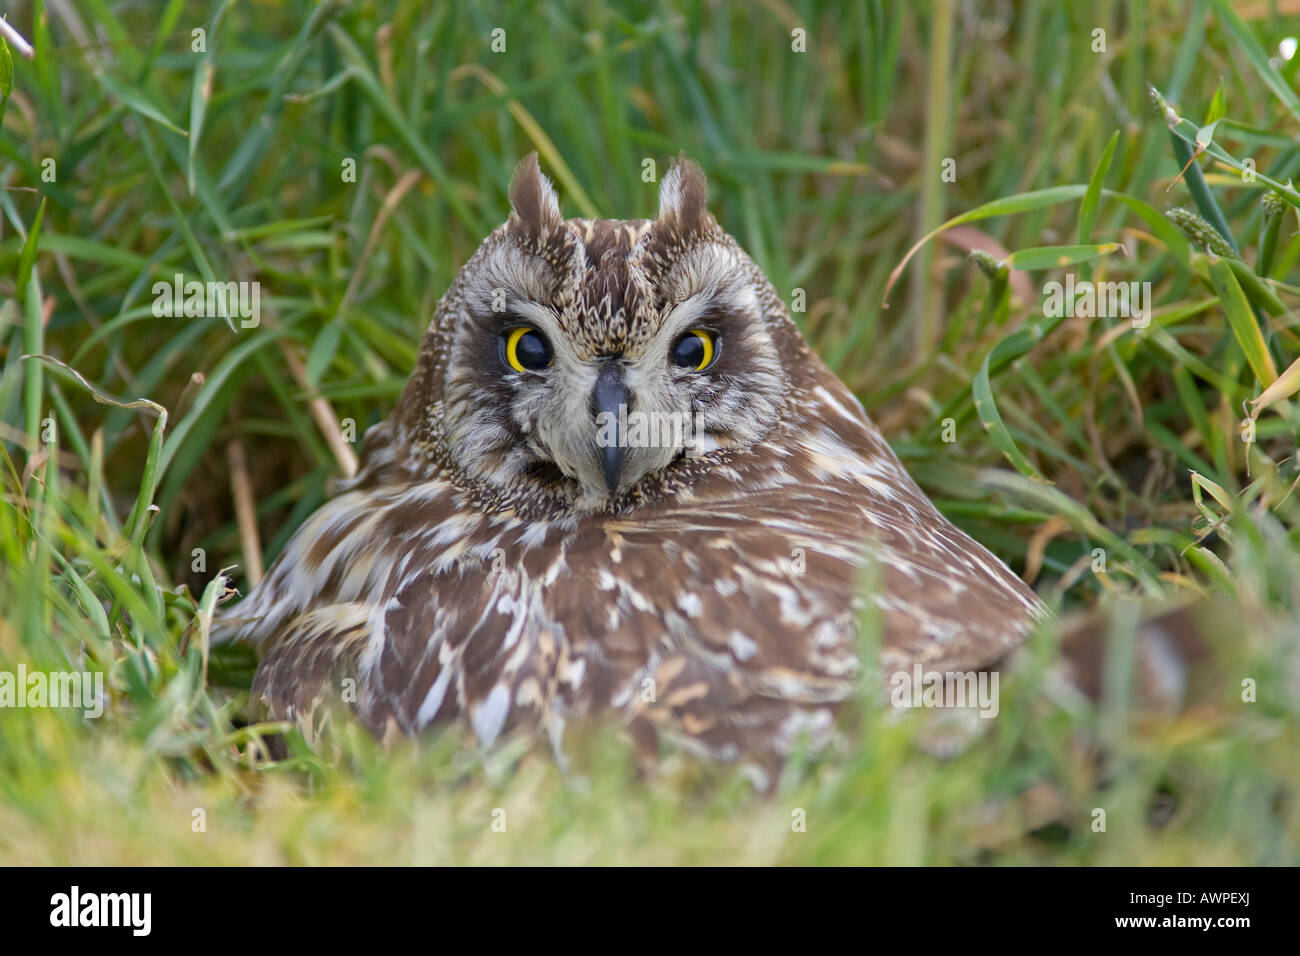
[432,156,793,511]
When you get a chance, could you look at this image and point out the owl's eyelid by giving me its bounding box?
[491,310,534,332]
[670,327,720,349]
[675,325,720,344]
[496,303,566,341]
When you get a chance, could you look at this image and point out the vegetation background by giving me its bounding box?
[1,0,1298,864]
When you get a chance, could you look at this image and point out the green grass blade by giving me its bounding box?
[1206,255,1278,385]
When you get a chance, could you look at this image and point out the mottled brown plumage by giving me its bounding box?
[219,155,1046,785]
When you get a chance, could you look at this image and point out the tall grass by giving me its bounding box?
[0,0,1296,864]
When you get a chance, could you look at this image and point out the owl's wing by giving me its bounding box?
[243,602,373,733]
[222,479,589,747]
[215,487,405,731]
[786,372,1048,675]
[539,375,1046,772]
[551,470,1042,776]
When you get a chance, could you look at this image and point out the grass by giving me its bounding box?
[0,0,1298,864]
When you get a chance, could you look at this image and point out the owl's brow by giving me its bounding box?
[661,289,722,330]
[571,218,654,251]
[492,300,559,332]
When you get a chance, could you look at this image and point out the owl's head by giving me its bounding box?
[402,155,805,512]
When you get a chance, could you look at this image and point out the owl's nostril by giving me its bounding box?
[591,363,631,493]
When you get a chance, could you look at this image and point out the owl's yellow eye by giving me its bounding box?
[670,329,716,371]
[501,327,554,372]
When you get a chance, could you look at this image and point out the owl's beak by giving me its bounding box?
[592,363,630,493]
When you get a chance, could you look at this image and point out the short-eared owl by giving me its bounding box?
[220,155,1045,780]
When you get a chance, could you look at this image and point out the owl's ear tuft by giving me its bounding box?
[508,153,563,242]
[657,155,709,237]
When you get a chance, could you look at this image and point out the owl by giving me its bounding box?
[218,155,1046,785]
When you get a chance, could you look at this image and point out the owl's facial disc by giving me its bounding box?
[481,308,726,506]
[437,155,787,511]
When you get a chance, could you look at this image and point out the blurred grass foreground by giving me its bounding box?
[0,1,1298,864]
